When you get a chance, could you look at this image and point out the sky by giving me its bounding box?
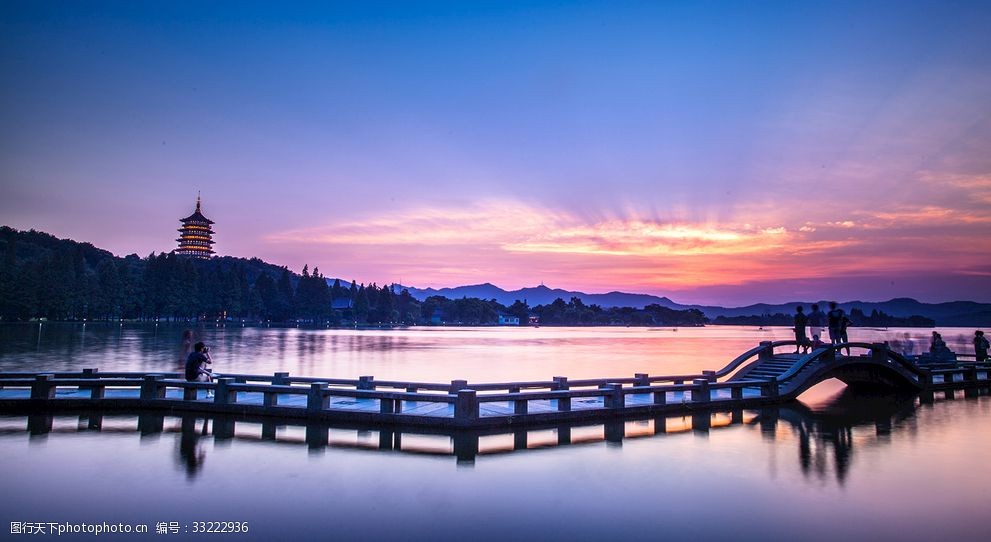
[1,1,990,306]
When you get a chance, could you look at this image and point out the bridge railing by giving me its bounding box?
[772,342,927,383]
[0,370,781,423]
[5,352,990,425]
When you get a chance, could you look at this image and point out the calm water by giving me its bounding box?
[1,324,989,541]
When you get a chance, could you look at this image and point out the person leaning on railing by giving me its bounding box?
[184,342,214,382]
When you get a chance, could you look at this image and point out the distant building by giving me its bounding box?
[497,314,520,326]
[175,195,215,259]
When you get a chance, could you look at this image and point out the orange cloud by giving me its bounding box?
[261,197,990,292]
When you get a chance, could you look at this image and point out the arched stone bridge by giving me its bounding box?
[721,341,931,398]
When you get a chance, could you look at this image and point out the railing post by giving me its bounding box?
[454,389,478,423]
[758,341,773,360]
[82,368,104,399]
[214,377,237,405]
[702,370,716,383]
[183,384,198,401]
[31,374,55,400]
[692,378,710,403]
[449,379,468,394]
[358,375,376,390]
[553,376,571,411]
[308,382,329,413]
[273,372,290,385]
[601,383,624,409]
[634,373,650,387]
[380,397,396,414]
[140,375,165,402]
[871,343,887,364]
[731,386,743,400]
[653,388,667,405]
[761,376,779,398]
[917,372,932,387]
[509,387,527,415]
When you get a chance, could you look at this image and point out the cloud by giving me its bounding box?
[266,199,794,257]
[260,195,990,294]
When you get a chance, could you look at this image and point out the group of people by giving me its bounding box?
[927,330,989,363]
[792,302,851,354]
[792,304,990,362]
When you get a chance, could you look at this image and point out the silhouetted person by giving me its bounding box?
[812,334,825,350]
[827,301,845,346]
[929,332,954,361]
[809,304,825,343]
[975,331,989,362]
[838,314,852,355]
[185,342,213,382]
[793,305,810,354]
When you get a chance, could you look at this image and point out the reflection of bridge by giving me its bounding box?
[1,341,988,429]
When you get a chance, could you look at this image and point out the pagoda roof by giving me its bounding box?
[181,210,214,224]
[181,196,214,224]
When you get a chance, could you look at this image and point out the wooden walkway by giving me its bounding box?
[1,341,988,428]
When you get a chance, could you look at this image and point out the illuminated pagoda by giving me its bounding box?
[175,195,215,259]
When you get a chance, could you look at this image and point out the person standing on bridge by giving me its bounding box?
[975,331,989,362]
[838,313,852,356]
[793,305,810,354]
[827,302,845,347]
[809,304,826,343]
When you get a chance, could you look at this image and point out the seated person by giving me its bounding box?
[923,331,957,364]
[184,342,213,382]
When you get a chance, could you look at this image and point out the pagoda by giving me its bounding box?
[175,195,215,259]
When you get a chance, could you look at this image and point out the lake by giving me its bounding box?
[1,323,989,541]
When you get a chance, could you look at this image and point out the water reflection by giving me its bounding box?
[178,417,210,479]
[775,389,919,485]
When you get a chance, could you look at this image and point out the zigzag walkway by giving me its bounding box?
[1,341,988,429]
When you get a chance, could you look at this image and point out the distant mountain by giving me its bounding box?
[404,283,689,310]
[402,283,991,326]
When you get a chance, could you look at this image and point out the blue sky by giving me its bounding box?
[2,1,990,304]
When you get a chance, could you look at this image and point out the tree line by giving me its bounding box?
[0,226,708,326]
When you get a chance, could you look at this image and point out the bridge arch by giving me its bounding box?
[783,358,924,399]
[722,341,929,400]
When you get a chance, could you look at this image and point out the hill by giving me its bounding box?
[404,283,687,311]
